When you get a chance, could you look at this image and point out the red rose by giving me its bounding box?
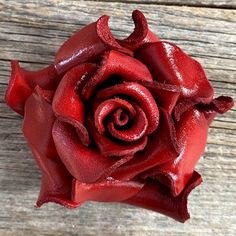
[5,10,233,222]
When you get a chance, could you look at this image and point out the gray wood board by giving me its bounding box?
[0,1,235,235]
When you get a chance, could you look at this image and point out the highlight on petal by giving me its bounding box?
[111,108,179,181]
[72,179,144,203]
[81,50,153,100]
[22,87,76,208]
[135,41,214,103]
[5,61,59,115]
[55,15,131,74]
[96,82,159,134]
[118,10,159,50]
[142,108,209,196]
[123,171,202,223]
[87,114,148,157]
[53,64,97,146]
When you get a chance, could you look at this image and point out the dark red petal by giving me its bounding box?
[107,104,148,142]
[140,80,181,113]
[96,82,159,134]
[53,64,97,146]
[52,119,116,183]
[111,109,179,180]
[5,61,59,115]
[118,10,159,50]
[144,108,209,196]
[94,98,136,134]
[72,179,144,203]
[135,42,214,102]
[123,171,202,223]
[81,50,153,100]
[55,16,131,74]
[22,87,77,207]
[87,115,148,157]
[198,96,234,125]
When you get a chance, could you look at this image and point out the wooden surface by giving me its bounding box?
[0,0,235,235]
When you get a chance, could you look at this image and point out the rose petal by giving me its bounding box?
[142,108,209,196]
[81,50,153,100]
[72,179,144,203]
[111,109,179,180]
[117,10,159,50]
[52,119,117,183]
[96,82,159,134]
[107,103,148,142]
[87,114,148,157]
[5,61,59,115]
[135,42,214,102]
[53,64,97,146]
[55,16,131,74]
[198,96,234,125]
[22,87,77,208]
[140,80,181,113]
[123,171,202,223]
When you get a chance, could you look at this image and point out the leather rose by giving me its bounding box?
[5,10,233,222]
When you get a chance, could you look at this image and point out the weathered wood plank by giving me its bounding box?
[91,0,236,8]
[0,1,235,236]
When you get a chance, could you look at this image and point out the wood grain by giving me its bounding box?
[92,0,236,8]
[0,1,235,235]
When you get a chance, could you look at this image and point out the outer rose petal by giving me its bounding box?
[81,50,153,100]
[111,108,179,180]
[117,10,159,50]
[55,15,131,74]
[123,171,202,223]
[23,87,77,208]
[72,179,144,203]
[5,61,60,115]
[53,64,97,146]
[135,42,214,103]
[142,108,209,196]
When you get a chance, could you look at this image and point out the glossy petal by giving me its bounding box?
[140,80,181,113]
[53,64,97,146]
[55,15,131,74]
[81,50,153,100]
[22,87,77,208]
[117,10,159,50]
[87,114,148,157]
[111,109,179,180]
[135,42,214,102]
[124,171,202,223]
[72,179,144,203]
[5,61,59,115]
[96,82,159,134]
[142,108,209,196]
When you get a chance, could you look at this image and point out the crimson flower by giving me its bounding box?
[5,10,233,222]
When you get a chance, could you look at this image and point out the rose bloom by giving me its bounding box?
[5,10,233,222]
